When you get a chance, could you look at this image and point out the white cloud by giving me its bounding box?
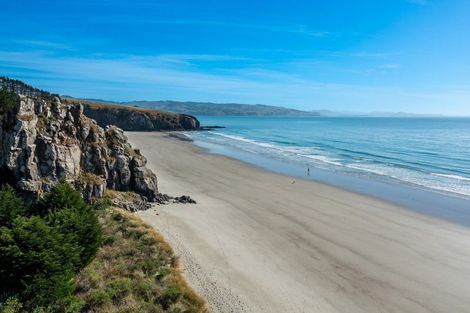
[406,0,430,6]
[0,50,468,115]
[13,40,74,51]
[378,63,400,69]
[94,17,331,38]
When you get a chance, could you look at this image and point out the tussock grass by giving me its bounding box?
[104,190,138,201]
[63,98,175,118]
[78,172,105,185]
[75,207,207,313]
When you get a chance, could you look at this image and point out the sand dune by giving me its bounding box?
[127,132,470,313]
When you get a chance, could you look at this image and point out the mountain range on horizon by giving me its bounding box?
[77,98,446,118]
[0,76,449,118]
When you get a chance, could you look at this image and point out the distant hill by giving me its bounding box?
[119,101,444,118]
[124,100,319,116]
[64,98,200,131]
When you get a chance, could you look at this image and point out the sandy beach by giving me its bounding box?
[127,132,470,313]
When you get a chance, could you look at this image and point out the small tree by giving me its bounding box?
[0,215,80,304]
[33,182,102,267]
[0,88,17,115]
[31,181,86,216]
[0,182,103,310]
[0,186,26,228]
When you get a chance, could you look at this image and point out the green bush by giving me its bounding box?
[32,182,87,216]
[0,185,27,228]
[0,89,17,115]
[0,296,23,313]
[159,285,182,309]
[89,289,110,307]
[0,215,80,302]
[0,182,102,311]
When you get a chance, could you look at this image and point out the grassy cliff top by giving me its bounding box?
[63,97,181,118]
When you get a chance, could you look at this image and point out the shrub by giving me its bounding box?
[89,289,110,307]
[0,296,23,313]
[0,215,80,304]
[0,186,26,228]
[159,285,182,309]
[31,181,86,216]
[0,89,17,115]
[47,204,102,267]
[32,182,102,267]
[0,182,102,311]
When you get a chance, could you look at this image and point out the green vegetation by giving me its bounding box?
[75,207,207,313]
[77,172,105,186]
[0,88,18,115]
[62,97,200,131]
[0,183,102,312]
[68,98,184,124]
[62,97,169,115]
[0,77,55,99]
[0,185,206,313]
[0,76,62,116]
[124,100,318,116]
[104,189,139,201]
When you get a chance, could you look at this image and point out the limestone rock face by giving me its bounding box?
[81,103,200,131]
[0,95,158,202]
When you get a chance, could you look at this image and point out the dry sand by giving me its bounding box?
[127,132,470,313]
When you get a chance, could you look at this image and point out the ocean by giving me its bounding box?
[188,116,470,223]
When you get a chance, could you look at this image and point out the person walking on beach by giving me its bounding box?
[308,167,310,176]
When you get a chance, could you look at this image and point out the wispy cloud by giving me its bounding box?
[378,63,400,69]
[0,50,468,115]
[13,40,74,51]
[343,63,401,76]
[95,17,331,38]
[316,51,399,58]
[406,0,430,6]
[153,54,257,66]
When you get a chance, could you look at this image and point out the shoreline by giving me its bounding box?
[127,131,470,313]
[190,135,470,227]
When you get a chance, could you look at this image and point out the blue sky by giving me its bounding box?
[1,0,469,115]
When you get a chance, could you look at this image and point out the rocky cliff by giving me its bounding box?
[0,94,158,203]
[65,99,200,131]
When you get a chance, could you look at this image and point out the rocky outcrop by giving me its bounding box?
[173,195,197,204]
[0,95,158,203]
[78,101,200,131]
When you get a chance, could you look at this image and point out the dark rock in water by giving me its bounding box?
[173,195,197,204]
[0,94,158,202]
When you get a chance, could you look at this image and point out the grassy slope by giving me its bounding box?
[125,100,316,116]
[75,207,207,313]
[63,98,179,119]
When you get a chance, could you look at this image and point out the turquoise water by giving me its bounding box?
[190,116,470,199]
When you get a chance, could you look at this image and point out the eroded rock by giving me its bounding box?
[0,95,158,203]
[81,102,200,131]
[173,195,197,204]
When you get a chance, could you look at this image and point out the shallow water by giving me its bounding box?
[189,116,470,225]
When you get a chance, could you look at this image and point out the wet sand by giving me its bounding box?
[127,131,470,313]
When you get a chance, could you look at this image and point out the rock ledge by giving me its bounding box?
[0,95,158,203]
